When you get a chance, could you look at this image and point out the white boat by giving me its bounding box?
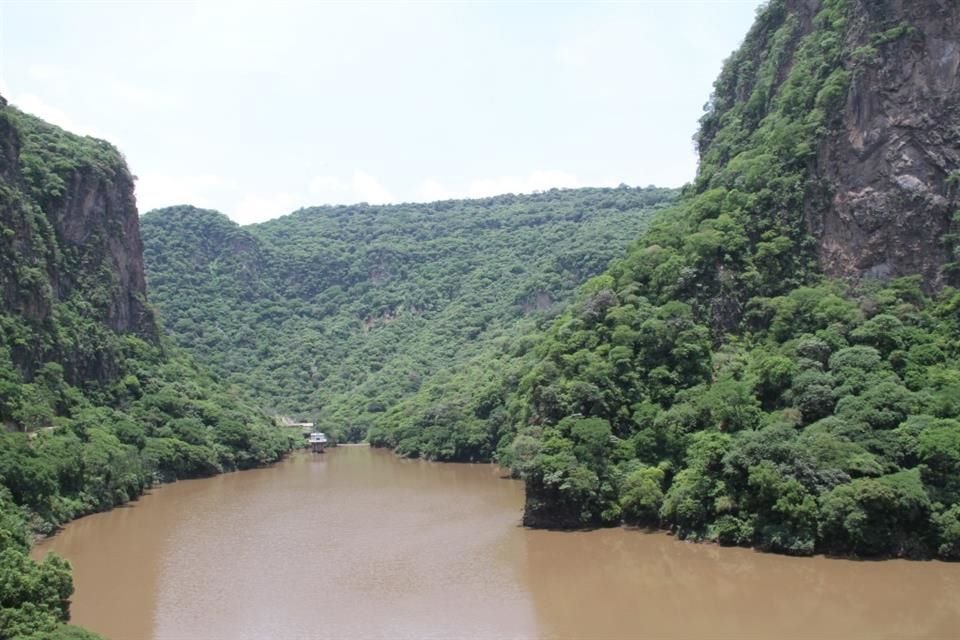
[309,431,328,452]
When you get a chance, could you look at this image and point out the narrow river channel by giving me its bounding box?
[33,446,960,639]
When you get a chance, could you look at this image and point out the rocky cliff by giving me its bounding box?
[505,0,960,559]
[813,0,960,288]
[0,98,297,640]
[0,95,155,383]
[700,0,960,291]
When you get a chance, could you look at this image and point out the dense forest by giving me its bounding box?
[449,0,960,559]
[139,0,960,559]
[0,100,297,638]
[3,7,958,638]
[140,187,676,446]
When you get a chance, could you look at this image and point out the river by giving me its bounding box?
[33,446,960,639]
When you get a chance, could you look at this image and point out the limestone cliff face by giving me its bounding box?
[51,154,151,334]
[0,96,155,381]
[697,0,959,292]
[810,0,960,288]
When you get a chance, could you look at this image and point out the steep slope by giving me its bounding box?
[0,98,296,639]
[812,0,960,286]
[140,188,677,442]
[486,0,960,559]
[0,97,155,386]
[698,0,960,293]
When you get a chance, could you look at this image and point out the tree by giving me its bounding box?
[819,469,931,556]
[620,466,665,524]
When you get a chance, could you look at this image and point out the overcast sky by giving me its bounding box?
[0,1,763,225]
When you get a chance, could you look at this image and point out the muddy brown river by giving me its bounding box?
[33,446,960,639]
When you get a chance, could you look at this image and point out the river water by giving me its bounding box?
[33,446,960,639]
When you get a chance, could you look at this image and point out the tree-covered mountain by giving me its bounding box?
[0,98,297,638]
[476,0,960,559]
[24,0,957,567]
[137,0,960,561]
[139,187,677,444]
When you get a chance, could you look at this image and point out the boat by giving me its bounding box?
[309,431,328,453]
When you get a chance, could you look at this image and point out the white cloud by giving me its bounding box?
[415,178,454,201]
[308,175,347,195]
[27,64,63,81]
[11,92,114,141]
[554,14,653,76]
[135,172,233,214]
[351,171,395,204]
[136,173,298,223]
[412,171,597,203]
[26,62,178,111]
[556,44,588,69]
[467,170,583,198]
[308,170,396,205]
[108,79,181,110]
[232,192,301,225]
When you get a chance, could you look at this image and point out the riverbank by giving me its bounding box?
[28,436,302,547]
[35,446,960,640]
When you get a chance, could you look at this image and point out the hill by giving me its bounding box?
[0,97,296,638]
[140,187,677,445]
[489,0,960,559]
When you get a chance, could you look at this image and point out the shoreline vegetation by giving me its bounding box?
[370,0,960,561]
[0,101,299,639]
[376,442,960,563]
[6,431,301,640]
[42,444,958,567]
[28,439,305,547]
[4,0,960,637]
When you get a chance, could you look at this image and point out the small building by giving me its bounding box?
[309,431,328,453]
[275,417,315,439]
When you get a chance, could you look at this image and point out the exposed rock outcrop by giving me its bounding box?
[809,0,960,288]
[0,96,156,382]
[53,161,150,334]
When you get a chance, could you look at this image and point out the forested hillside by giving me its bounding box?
[140,187,676,445]
[137,0,960,560]
[476,0,960,559]
[0,98,296,638]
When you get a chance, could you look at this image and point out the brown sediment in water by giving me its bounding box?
[34,446,960,640]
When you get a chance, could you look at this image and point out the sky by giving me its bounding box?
[0,1,764,225]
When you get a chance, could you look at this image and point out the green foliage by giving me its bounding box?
[7,0,953,571]
[946,171,960,195]
[449,0,960,559]
[932,504,960,559]
[0,338,297,533]
[915,419,960,503]
[141,187,677,446]
[819,469,931,556]
[870,23,917,47]
[0,489,102,639]
[620,466,665,525]
[506,244,960,557]
[0,96,297,634]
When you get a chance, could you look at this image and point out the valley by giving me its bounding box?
[2,1,960,638]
